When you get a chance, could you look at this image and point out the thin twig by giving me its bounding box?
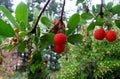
[99,0,104,18]
[59,0,65,22]
[29,0,51,34]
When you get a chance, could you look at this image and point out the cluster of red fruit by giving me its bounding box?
[94,28,117,42]
[53,33,66,53]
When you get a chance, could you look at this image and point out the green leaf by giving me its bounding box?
[34,51,42,66]
[0,39,2,44]
[40,33,54,49]
[80,18,87,24]
[67,34,83,44]
[36,27,40,37]
[19,31,26,38]
[92,5,96,15]
[104,11,110,16]
[15,2,28,31]
[33,36,40,46]
[31,50,42,73]
[115,20,120,29]
[18,41,26,52]
[30,64,36,73]
[104,21,112,27]
[111,4,120,16]
[87,22,96,31]
[0,5,19,28]
[31,50,42,65]
[81,13,93,20]
[40,16,52,27]
[30,50,42,73]
[95,17,104,26]
[76,0,84,5]
[107,2,113,11]
[33,8,39,19]
[96,4,101,13]
[67,13,80,35]
[0,19,15,37]
[20,21,26,31]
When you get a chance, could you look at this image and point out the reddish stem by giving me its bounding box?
[59,0,65,22]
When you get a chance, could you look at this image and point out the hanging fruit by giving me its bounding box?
[94,28,106,40]
[106,30,117,42]
[54,33,66,44]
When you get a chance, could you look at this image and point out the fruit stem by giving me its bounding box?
[59,0,66,22]
[99,0,104,18]
[107,25,111,30]
[29,0,51,34]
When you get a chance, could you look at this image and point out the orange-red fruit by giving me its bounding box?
[54,33,66,44]
[94,28,106,40]
[54,44,65,53]
[106,30,117,42]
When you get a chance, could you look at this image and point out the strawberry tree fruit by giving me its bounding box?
[52,20,65,33]
[106,30,117,42]
[54,33,66,44]
[53,26,59,33]
[94,28,106,40]
[54,44,65,54]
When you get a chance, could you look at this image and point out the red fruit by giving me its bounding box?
[54,44,65,54]
[53,27,59,33]
[54,33,66,44]
[52,20,65,33]
[94,28,106,40]
[106,30,117,42]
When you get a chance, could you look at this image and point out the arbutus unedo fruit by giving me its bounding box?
[54,44,65,54]
[106,30,117,42]
[94,28,106,40]
[54,33,67,45]
[52,20,65,33]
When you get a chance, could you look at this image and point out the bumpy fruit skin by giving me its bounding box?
[54,44,65,53]
[94,28,106,40]
[54,33,66,44]
[106,30,117,42]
